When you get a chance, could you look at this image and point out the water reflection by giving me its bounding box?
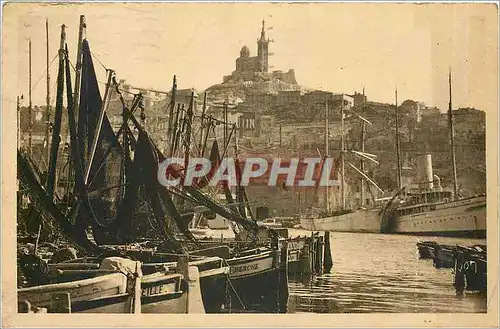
[287,231,487,313]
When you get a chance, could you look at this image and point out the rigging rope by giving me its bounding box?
[90,50,108,72]
[30,53,59,94]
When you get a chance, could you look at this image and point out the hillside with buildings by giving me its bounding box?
[112,20,486,217]
[17,19,486,219]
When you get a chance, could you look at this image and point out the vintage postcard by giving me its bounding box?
[2,1,498,327]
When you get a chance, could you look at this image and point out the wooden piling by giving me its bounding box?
[323,231,333,273]
[316,235,324,275]
[301,244,312,276]
[278,241,289,313]
[176,254,190,313]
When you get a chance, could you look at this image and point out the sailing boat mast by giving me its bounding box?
[45,20,51,165]
[84,69,114,185]
[360,87,366,206]
[72,15,86,156]
[17,96,21,149]
[340,95,345,210]
[198,92,207,155]
[395,89,402,188]
[168,75,177,139]
[46,24,67,198]
[448,70,458,199]
[325,97,330,213]
[28,39,33,156]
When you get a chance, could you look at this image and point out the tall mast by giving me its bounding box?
[279,123,282,147]
[168,75,177,139]
[44,20,51,164]
[198,92,207,155]
[17,96,21,149]
[325,97,330,213]
[184,90,194,170]
[84,69,114,185]
[448,70,458,198]
[223,101,228,148]
[395,88,402,188]
[28,39,33,156]
[46,24,66,198]
[360,87,366,206]
[72,15,86,154]
[340,95,345,210]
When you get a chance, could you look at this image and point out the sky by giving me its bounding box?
[3,2,498,113]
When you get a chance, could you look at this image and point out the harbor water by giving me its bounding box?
[287,230,487,313]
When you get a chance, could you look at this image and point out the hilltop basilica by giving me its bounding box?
[223,20,297,85]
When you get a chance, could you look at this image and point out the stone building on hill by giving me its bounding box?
[222,20,297,85]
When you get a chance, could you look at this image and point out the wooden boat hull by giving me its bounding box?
[300,209,381,233]
[226,249,286,313]
[145,256,229,313]
[18,273,130,313]
[57,256,227,313]
[141,272,188,313]
[416,241,438,259]
[199,267,229,313]
[433,245,456,268]
[454,245,487,294]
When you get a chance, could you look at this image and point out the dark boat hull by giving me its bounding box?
[199,269,228,313]
[226,250,287,313]
[229,266,283,313]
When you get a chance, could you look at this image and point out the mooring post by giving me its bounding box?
[316,234,324,275]
[176,254,190,313]
[323,231,333,273]
[278,240,289,313]
[301,243,312,276]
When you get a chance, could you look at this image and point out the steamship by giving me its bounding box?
[380,72,486,238]
[381,154,486,238]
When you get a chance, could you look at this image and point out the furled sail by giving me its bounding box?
[76,39,123,228]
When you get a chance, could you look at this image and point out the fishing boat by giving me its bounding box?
[18,257,141,313]
[454,244,487,294]
[416,240,438,259]
[381,73,486,238]
[16,15,294,315]
[56,252,229,313]
[257,218,283,229]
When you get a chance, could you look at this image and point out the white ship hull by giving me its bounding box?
[300,208,382,233]
[394,196,486,237]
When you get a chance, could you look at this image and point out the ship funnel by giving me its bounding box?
[415,154,434,189]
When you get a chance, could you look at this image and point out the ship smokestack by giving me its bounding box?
[415,154,434,189]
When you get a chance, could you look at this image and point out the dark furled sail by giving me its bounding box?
[135,130,198,245]
[134,130,187,249]
[76,39,123,228]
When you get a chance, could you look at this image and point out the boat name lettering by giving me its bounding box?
[230,263,259,275]
[142,284,170,296]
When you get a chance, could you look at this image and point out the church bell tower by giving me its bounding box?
[257,19,270,72]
